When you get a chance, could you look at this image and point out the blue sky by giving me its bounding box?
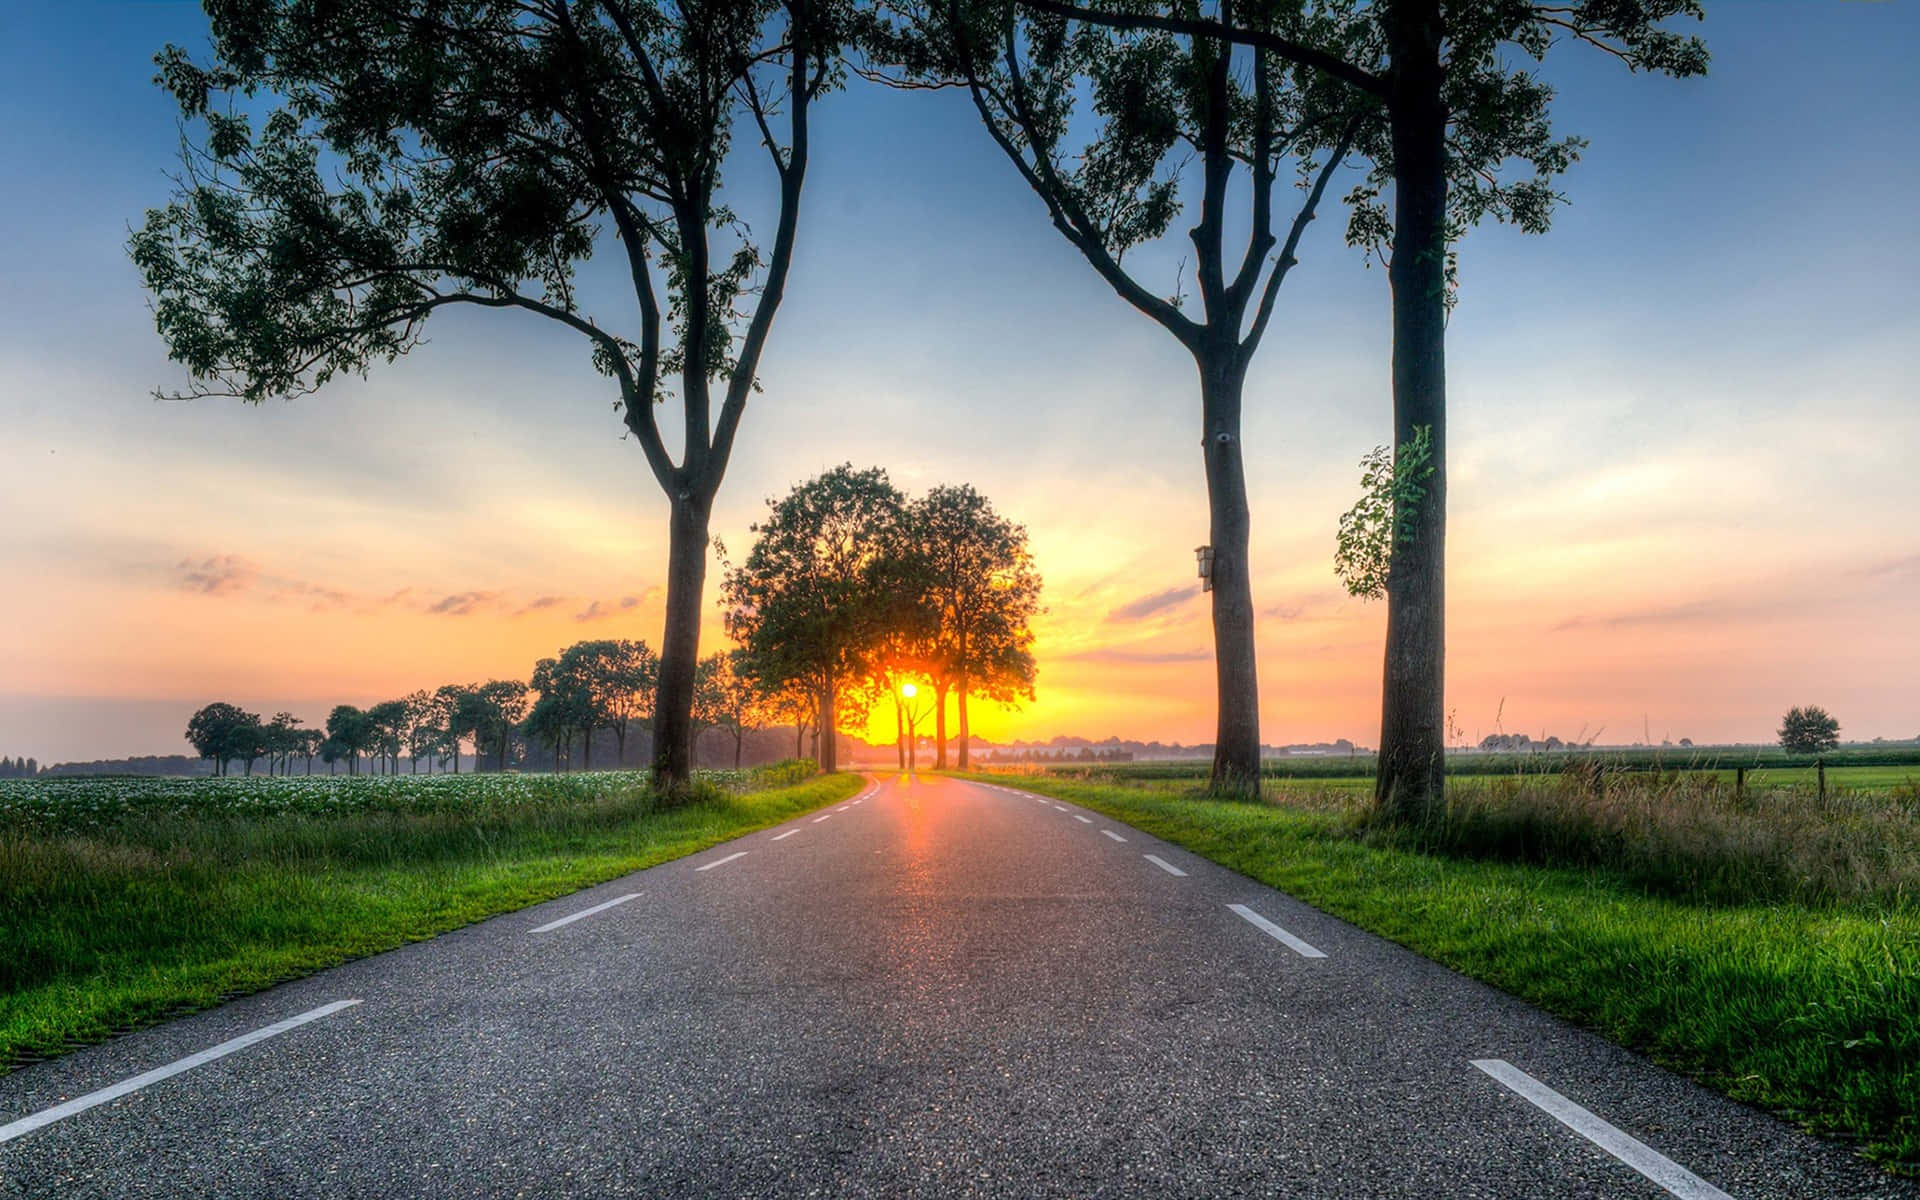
[2,2,1917,761]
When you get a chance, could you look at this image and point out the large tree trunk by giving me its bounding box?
[652,490,713,795]
[956,675,970,770]
[934,681,949,769]
[1199,351,1261,793]
[1376,0,1449,823]
[817,678,839,772]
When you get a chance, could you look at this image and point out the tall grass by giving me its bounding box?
[0,764,853,1070]
[1390,766,1920,907]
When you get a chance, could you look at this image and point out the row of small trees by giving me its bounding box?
[723,467,1042,773]
[182,639,824,777]
[0,757,41,779]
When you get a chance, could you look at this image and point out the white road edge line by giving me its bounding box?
[771,830,799,841]
[1073,815,1093,824]
[0,1000,362,1145]
[1144,854,1188,877]
[1470,1060,1735,1200]
[696,851,749,871]
[531,892,641,933]
[1102,830,1128,842]
[1227,903,1326,958]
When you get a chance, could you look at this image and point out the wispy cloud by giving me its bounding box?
[1107,586,1196,624]
[1061,646,1211,665]
[426,591,502,617]
[175,555,257,595]
[574,594,644,623]
[516,595,567,616]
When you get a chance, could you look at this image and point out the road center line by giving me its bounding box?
[1053,805,1070,812]
[1102,829,1128,842]
[771,830,799,841]
[1227,903,1326,958]
[530,893,641,933]
[696,851,748,871]
[813,814,833,823]
[835,806,850,812]
[1144,854,1188,877]
[1470,1060,1734,1200]
[1073,814,1093,824]
[0,1000,361,1145]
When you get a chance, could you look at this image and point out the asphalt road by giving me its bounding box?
[1,772,1910,1198]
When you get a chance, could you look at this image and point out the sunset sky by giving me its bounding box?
[2,3,1917,764]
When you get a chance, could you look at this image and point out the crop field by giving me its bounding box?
[0,763,814,834]
[0,762,845,1069]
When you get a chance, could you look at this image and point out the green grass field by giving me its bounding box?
[954,768,1920,1172]
[0,765,858,1071]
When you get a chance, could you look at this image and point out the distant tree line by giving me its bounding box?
[0,756,41,779]
[180,637,820,777]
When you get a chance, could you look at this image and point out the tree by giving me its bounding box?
[908,484,1042,769]
[430,684,474,773]
[569,639,658,766]
[262,711,305,776]
[1012,0,1706,818]
[132,0,850,798]
[696,652,768,768]
[326,705,374,776]
[1779,706,1840,757]
[459,680,532,772]
[532,654,598,771]
[524,688,591,772]
[723,465,907,773]
[874,1,1363,792]
[367,700,411,776]
[186,702,257,776]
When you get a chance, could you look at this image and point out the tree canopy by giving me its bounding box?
[132,0,852,794]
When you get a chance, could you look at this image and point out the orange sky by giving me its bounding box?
[2,5,1918,762]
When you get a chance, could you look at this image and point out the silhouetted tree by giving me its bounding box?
[187,702,258,776]
[908,484,1041,769]
[1779,706,1840,757]
[367,700,410,776]
[1003,1,1706,818]
[723,465,906,772]
[459,680,531,771]
[132,0,853,798]
[569,639,657,766]
[326,705,374,775]
[872,1,1362,792]
[696,651,767,768]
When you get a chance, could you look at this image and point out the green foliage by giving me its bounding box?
[1333,423,1432,599]
[1328,1,1709,284]
[722,464,910,719]
[1781,705,1843,756]
[906,483,1043,706]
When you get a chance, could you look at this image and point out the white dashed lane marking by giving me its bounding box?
[1471,1060,1734,1200]
[1072,815,1092,824]
[696,852,748,872]
[1144,854,1187,877]
[1102,830,1128,842]
[1227,903,1326,959]
[530,893,640,933]
[771,830,799,841]
[0,1001,362,1145]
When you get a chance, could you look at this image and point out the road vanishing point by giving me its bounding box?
[1,773,1911,1198]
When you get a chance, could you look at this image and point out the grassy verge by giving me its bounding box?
[954,770,1919,1172]
[0,768,861,1070]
